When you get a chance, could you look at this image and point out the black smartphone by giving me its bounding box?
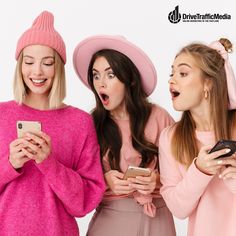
[208,139,236,158]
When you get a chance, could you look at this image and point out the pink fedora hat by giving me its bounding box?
[73,35,157,96]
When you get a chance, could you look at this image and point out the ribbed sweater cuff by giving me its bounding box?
[1,157,23,183]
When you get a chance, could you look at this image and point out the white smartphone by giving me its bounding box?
[123,166,151,180]
[17,121,41,138]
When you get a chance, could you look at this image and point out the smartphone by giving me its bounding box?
[208,139,236,158]
[123,166,151,180]
[17,121,41,138]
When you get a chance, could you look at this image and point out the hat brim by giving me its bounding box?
[73,35,157,96]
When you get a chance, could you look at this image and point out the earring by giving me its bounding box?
[204,90,209,99]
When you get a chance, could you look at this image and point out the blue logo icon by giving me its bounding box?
[168,6,181,23]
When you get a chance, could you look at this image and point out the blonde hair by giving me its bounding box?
[171,38,235,167]
[13,50,66,109]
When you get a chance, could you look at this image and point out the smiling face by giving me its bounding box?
[92,56,126,114]
[22,45,55,97]
[169,53,211,112]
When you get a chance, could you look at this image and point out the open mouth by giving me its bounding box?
[100,92,109,105]
[30,78,47,85]
[170,89,180,98]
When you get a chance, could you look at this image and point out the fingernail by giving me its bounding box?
[226,148,231,153]
[217,160,223,164]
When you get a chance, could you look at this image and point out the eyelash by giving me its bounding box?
[92,74,99,80]
[92,72,115,79]
[169,72,187,77]
[108,72,115,78]
[43,63,54,66]
[24,62,54,66]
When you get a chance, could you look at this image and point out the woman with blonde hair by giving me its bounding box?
[0,11,105,236]
[159,38,236,236]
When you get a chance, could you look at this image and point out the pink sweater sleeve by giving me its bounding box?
[159,127,213,219]
[0,156,22,193]
[222,178,236,193]
[35,118,106,217]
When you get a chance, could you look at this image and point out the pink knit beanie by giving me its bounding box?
[15,11,66,64]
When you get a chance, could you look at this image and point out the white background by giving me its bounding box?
[0,1,235,235]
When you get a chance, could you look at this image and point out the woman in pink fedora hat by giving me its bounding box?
[159,38,236,236]
[73,35,176,236]
[0,11,105,236]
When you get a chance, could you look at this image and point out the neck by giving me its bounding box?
[190,105,213,131]
[110,107,129,120]
[23,93,50,110]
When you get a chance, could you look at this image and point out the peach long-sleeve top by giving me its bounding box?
[159,126,236,236]
[102,104,174,217]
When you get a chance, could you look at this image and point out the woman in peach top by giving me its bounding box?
[159,38,236,236]
[73,35,176,236]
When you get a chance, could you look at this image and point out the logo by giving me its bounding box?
[168,5,231,24]
[168,6,181,23]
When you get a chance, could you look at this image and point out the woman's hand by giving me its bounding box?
[219,154,236,179]
[128,170,158,195]
[9,138,31,169]
[195,144,231,175]
[21,131,51,164]
[104,170,134,195]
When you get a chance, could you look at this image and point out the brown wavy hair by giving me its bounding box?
[87,49,158,171]
[171,38,236,167]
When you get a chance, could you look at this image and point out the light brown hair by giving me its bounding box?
[171,38,235,166]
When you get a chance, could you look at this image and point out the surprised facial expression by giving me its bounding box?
[169,53,210,112]
[92,56,126,113]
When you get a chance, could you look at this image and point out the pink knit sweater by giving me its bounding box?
[0,101,105,236]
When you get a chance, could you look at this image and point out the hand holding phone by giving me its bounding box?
[105,170,135,195]
[17,120,42,155]
[124,166,157,195]
[10,121,41,169]
[16,121,51,164]
[208,139,236,159]
[123,166,151,180]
